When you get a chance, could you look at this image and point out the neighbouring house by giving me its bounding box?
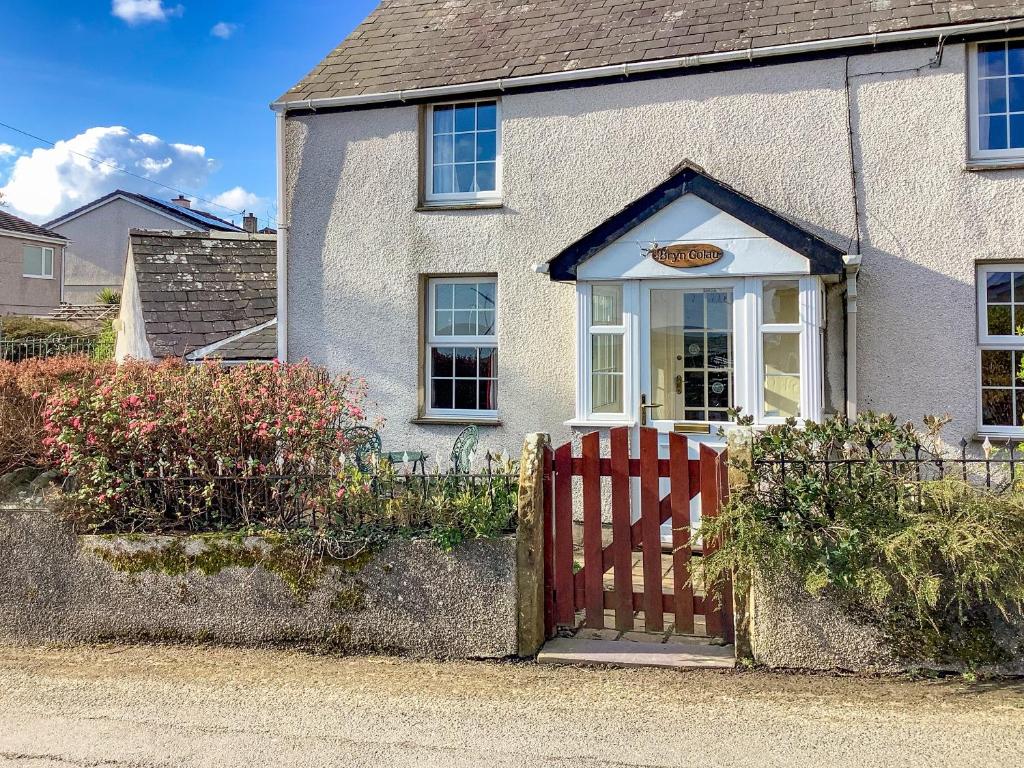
[273,2,1024,461]
[0,209,69,317]
[44,191,252,306]
[114,230,277,364]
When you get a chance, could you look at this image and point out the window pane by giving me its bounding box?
[1012,114,1024,149]
[988,305,1012,335]
[479,379,497,411]
[454,104,475,132]
[708,370,730,408]
[478,281,496,308]
[478,347,496,378]
[432,379,453,409]
[1010,40,1024,75]
[23,246,42,276]
[454,380,477,410]
[477,309,495,335]
[1010,77,1024,112]
[433,105,453,134]
[683,293,704,329]
[591,285,622,326]
[988,271,1012,302]
[764,332,801,419]
[453,310,476,335]
[592,374,623,414]
[476,130,497,162]
[981,114,1009,150]
[455,347,476,377]
[43,250,52,276]
[980,77,1007,114]
[982,388,1013,426]
[476,162,496,192]
[592,334,622,374]
[436,282,454,309]
[433,133,454,165]
[763,280,799,324]
[707,333,730,369]
[435,310,454,336]
[453,283,478,309]
[477,101,497,130]
[432,346,454,377]
[982,349,1013,386]
[979,43,1006,77]
[683,333,704,368]
[454,133,475,163]
[592,334,624,414]
[684,372,705,408]
[432,165,454,194]
[454,164,475,193]
[706,291,732,330]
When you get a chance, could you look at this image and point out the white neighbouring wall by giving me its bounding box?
[113,250,153,362]
[283,43,1024,455]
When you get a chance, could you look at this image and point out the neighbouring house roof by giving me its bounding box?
[129,230,277,359]
[546,162,847,280]
[0,209,68,241]
[278,0,1024,104]
[45,190,244,232]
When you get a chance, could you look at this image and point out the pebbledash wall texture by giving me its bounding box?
[283,43,1024,452]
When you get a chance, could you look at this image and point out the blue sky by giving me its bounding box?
[0,0,377,227]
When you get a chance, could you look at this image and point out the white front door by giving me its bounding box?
[635,279,747,542]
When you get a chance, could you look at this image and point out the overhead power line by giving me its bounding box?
[0,119,252,220]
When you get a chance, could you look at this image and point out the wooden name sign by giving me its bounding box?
[644,243,724,269]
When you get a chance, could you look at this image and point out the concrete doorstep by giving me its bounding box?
[537,636,735,670]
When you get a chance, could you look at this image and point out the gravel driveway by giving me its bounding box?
[1,645,1022,767]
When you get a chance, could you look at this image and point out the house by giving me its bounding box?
[0,209,68,317]
[272,2,1024,457]
[114,229,276,364]
[44,191,251,306]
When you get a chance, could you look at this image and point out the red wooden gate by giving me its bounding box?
[542,426,734,641]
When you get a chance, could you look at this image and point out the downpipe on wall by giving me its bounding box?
[844,255,862,420]
[275,110,289,362]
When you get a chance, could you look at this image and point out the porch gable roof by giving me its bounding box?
[546,163,847,281]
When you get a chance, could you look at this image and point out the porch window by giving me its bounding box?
[425,100,501,204]
[761,280,802,420]
[23,245,54,279]
[969,39,1024,163]
[978,265,1024,432]
[590,285,625,414]
[425,277,498,417]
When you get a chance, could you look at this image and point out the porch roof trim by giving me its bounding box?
[546,162,847,281]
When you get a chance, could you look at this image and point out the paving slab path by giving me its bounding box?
[0,645,1022,767]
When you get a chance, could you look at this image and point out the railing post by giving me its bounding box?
[516,432,550,657]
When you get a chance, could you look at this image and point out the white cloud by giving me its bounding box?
[111,0,184,25]
[210,22,237,39]
[0,144,18,159]
[0,126,214,222]
[210,186,266,213]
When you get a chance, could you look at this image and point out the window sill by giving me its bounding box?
[411,416,502,427]
[416,201,504,212]
[972,431,1024,443]
[22,274,54,280]
[565,418,637,429]
[965,159,1024,172]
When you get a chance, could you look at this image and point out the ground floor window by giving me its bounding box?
[425,276,498,418]
[978,265,1024,433]
[23,245,54,279]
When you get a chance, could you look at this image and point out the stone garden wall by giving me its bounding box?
[0,505,519,659]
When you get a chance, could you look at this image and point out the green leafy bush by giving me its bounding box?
[0,317,82,340]
[703,413,1024,665]
[91,320,116,361]
[96,288,121,306]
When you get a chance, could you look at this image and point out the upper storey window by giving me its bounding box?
[970,40,1024,163]
[425,100,501,205]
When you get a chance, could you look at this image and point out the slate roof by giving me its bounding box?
[129,231,276,359]
[0,209,67,241]
[46,190,244,232]
[279,0,1024,103]
[186,320,278,362]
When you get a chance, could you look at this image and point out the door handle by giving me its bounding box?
[639,394,662,427]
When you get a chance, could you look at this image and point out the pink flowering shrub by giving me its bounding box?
[43,359,368,528]
[0,356,114,476]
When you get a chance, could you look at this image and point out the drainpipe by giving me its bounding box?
[843,255,862,420]
[275,110,289,362]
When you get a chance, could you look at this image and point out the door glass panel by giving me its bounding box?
[651,288,733,423]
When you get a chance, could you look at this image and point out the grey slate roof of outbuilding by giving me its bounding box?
[0,209,67,241]
[129,230,276,359]
[279,0,1024,103]
[186,320,278,362]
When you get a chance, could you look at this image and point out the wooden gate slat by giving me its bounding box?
[553,442,575,626]
[639,427,664,632]
[699,443,723,638]
[609,427,634,631]
[669,432,695,635]
[581,431,604,628]
[542,445,555,638]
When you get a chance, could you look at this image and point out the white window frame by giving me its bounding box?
[967,38,1024,164]
[23,245,54,279]
[976,263,1024,436]
[570,276,823,427]
[424,99,502,205]
[424,276,499,419]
